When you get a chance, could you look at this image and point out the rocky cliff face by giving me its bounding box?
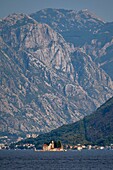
[0,10,113,136]
[31,9,113,80]
[30,9,104,45]
[83,22,113,80]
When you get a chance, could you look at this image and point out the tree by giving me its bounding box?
[57,141,61,148]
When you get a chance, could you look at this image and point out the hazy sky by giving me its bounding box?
[0,0,113,22]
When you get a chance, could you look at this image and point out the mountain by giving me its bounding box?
[0,13,81,135]
[30,96,113,147]
[0,10,113,137]
[30,8,104,46]
[31,8,113,80]
[83,22,113,80]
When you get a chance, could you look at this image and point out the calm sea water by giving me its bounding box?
[0,150,113,170]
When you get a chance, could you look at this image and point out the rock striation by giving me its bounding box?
[31,8,113,80]
[0,10,113,136]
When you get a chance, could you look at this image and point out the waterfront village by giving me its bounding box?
[0,134,113,151]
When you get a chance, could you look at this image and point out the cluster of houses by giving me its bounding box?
[26,134,38,138]
[0,138,113,150]
[15,143,35,149]
[0,143,8,150]
[42,142,113,151]
[65,144,113,150]
[16,134,38,142]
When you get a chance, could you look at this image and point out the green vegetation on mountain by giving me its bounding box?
[18,97,113,148]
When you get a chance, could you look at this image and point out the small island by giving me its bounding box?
[43,141,64,151]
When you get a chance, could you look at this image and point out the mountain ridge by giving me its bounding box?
[31,8,113,80]
[31,96,113,147]
[0,9,113,137]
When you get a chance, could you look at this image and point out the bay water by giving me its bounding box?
[0,150,113,170]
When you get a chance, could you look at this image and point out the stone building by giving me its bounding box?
[43,141,64,151]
